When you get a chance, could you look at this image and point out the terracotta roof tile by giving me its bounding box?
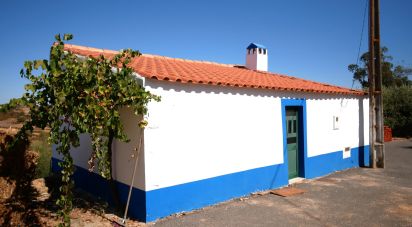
[64,44,365,96]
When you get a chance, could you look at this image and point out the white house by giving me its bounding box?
[52,43,370,222]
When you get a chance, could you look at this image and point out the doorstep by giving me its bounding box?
[288,177,305,185]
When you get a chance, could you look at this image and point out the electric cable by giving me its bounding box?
[352,0,369,89]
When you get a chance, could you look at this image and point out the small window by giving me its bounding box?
[263,49,267,55]
[253,48,256,54]
[259,48,262,54]
[293,120,297,133]
[333,116,340,130]
[288,120,292,133]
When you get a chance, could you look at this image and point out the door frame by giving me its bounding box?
[281,99,308,179]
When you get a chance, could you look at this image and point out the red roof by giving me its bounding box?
[64,44,365,96]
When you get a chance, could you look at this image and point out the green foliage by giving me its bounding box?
[383,86,412,137]
[32,131,51,178]
[0,98,24,113]
[348,47,412,88]
[348,47,412,137]
[19,33,160,226]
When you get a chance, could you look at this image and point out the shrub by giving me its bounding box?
[383,86,412,137]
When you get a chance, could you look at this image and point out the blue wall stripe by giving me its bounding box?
[53,144,368,222]
[145,163,288,221]
[51,158,147,221]
[304,146,369,179]
[144,146,369,221]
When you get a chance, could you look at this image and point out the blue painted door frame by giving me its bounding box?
[281,99,308,178]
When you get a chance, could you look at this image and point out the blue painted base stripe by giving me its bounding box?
[52,145,369,222]
[304,146,369,179]
[51,158,147,222]
[144,145,369,221]
[145,163,288,221]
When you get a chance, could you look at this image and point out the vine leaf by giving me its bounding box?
[19,33,160,226]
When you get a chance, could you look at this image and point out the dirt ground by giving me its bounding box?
[0,176,146,226]
[0,106,146,226]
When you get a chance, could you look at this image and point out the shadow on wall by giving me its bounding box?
[145,79,364,101]
[358,98,368,167]
[269,162,286,188]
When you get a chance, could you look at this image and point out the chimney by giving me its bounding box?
[245,43,268,71]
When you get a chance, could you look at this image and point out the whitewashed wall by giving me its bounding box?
[144,79,369,191]
[113,107,145,189]
[306,97,369,157]
[52,107,145,190]
[53,78,369,192]
[144,79,284,191]
[52,134,94,171]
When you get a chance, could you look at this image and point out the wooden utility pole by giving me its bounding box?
[369,0,385,168]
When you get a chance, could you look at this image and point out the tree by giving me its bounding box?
[348,47,412,137]
[348,47,412,88]
[382,86,412,137]
[19,34,160,226]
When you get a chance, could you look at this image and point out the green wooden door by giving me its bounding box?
[286,109,299,179]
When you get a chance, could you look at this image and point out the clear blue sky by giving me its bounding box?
[1,0,411,103]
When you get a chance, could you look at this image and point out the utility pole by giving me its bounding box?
[369,0,385,168]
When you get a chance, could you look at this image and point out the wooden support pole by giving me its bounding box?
[374,0,385,168]
[369,0,376,168]
[368,0,385,168]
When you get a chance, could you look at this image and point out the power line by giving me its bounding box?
[352,0,369,89]
[356,0,369,66]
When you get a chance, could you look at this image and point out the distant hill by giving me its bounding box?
[0,98,29,133]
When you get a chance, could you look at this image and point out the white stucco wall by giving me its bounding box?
[52,107,145,190]
[143,79,369,191]
[53,78,369,192]
[113,107,145,189]
[52,133,95,171]
[306,96,369,157]
[144,79,283,191]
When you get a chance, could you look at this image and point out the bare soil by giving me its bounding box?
[0,106,146,226]
[0,176,146,226]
